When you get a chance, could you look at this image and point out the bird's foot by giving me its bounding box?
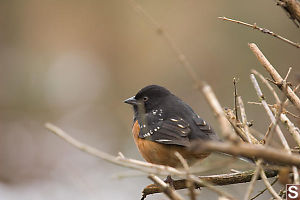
[164,175,175,188]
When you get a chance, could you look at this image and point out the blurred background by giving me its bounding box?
[0,0,299,199]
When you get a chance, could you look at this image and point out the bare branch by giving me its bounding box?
[237,96,252,144]
[45,123,184,176]
[233,78,239,121]
[191,140,300,167]
[224,108,260,144]
[174,152,196,200]
[202,84,239,141]
[244,160,263,200]
[250,74,290,149]
[219,17,300,48]
[284,83,300,106]
[143,169,278,197]
[249,43,300,111]
[251,70,281,104]
[259,167,282,200]
[278,111,300,147]
[249,178,278,200]
[250,74,300,184]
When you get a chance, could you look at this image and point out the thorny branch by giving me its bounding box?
[219,16,300,48]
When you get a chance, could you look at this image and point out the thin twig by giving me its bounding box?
[202,84,239,141]
[248,102,300,119]
[219,17,300,48]
[250,74,300,184]
[237,96,252,144]
[250,69,300,147]
[286,110,300,119]
[250,74,290,149]
[224,108,260,144]
[283,67,292,82]
[175,152,196,200]
[251,70,281,104]
[233,78,239,121]
[284,83,300,105]
[236,95,265,200]
[248,102,300,146]
[278,111,300,147]
[259,167,282,200]
[264,123,273,143]
[250,70,299,120]
[45,123,184,176]
[249,43,300,111]
[244,160,263,200]
[128,0,201,86]
[250,178,278,200]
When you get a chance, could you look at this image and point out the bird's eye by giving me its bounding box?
[143,96,149,102]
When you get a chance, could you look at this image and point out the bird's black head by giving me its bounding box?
[124,85,172,115]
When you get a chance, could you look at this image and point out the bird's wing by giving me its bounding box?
[138,116,190,146]
[190,115,218,140]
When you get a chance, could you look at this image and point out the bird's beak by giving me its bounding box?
[124,96,138,105]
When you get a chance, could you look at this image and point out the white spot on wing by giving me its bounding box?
[177,124,185,128]
[156,139,172,142]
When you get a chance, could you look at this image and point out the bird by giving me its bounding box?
[124,85,219,168]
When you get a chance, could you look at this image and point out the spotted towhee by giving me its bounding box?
[124,85,219,168]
